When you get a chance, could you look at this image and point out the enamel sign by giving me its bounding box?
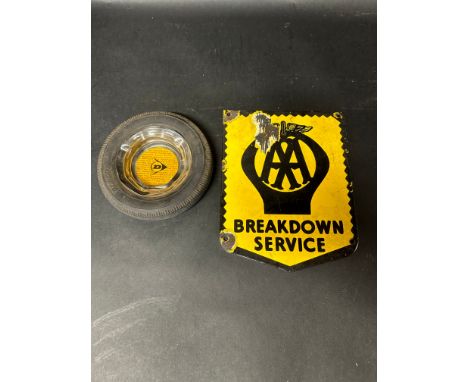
[220,110,357,270]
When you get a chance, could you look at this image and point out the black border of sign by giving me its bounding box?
[219,110,359,272]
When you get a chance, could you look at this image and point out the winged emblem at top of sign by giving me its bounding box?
[253,112,313,153]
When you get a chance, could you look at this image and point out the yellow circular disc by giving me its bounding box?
[134,146,179,187]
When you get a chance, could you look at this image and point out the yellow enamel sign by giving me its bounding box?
[220,110,357,270]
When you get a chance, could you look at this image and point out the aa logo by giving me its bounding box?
[242,113,329,214]
[262,135,310,190]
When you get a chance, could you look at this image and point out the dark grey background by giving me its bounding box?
[92,1,376,381]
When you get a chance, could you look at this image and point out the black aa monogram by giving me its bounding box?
[261,137,311,190]
[242,130,329,215]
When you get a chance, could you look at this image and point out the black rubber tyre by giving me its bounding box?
[97,112,212,220]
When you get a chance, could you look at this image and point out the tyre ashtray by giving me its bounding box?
[98,112,212,220]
